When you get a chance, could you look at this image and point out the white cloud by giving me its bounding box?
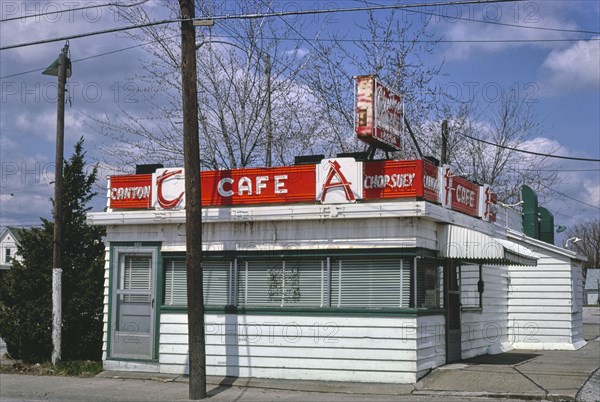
[434,3,580,61]
[520,137,564,155]
[541,38,600,92]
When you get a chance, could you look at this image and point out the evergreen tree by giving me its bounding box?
[0,138,106,362]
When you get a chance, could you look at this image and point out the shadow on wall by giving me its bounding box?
[184,313,242,397]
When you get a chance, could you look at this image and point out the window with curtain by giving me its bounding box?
[331,259,412,308]
[121,255,152,303]
[163,256,414,309]
[237,259,325,307]
[163,259,231,306]
[416,258,444,308]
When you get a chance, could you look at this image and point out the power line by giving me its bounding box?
[4,34,596,80]
[0,0,150,23]
[518,168,600,172]
[256,0,353,83]
[383,1,600,35]
[536,181,600,210]
[1,44,149,79]
[353,0,600,35]
[222,33,599,44]
[0,17,180,51]
[0,0,531,51]
[457,132,600,162]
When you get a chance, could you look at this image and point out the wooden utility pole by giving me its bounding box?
[179,0,206,399]
[265,54,272,167]
[43,43,69,366]
[441,119,449,164]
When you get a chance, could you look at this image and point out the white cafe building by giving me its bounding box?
[87,155,586,383]
[87,76,585,382]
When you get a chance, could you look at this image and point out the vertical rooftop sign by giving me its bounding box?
[354,75,404,151]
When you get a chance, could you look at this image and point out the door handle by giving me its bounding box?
[151,298,155,308]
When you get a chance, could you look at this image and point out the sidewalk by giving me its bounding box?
[416,308,600,401]
[94,336,599,402]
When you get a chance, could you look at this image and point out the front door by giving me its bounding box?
[445,261,461,363]
[111,250,156,360]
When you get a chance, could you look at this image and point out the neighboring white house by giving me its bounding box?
[87,159,587,383]
[0,227,25,270]
[585,269,600,305]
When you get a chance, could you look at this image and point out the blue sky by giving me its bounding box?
[0,0,598,242]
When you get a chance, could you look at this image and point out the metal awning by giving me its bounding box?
[438,225,537,266]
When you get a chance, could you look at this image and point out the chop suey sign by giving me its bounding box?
[108,158,497,221]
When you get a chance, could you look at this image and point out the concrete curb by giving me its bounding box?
[413,389,581,401]
[96,371,415,396]
[412,390,550,401]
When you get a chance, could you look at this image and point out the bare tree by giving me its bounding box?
[301,8,442,158]
[91,0,330,170]
[419,92,559,203]
[90,1,557,206]
[566,219,600,273]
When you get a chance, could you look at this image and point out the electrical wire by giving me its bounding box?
[5,34,596,80]
[0,0,533,51]
[354,0,600,35]
[0,37,179,79]
[457,132,600,162]
[0,17,181,51]
[536,181,600,210]
[0,0,150,23]
[256,0,354,83]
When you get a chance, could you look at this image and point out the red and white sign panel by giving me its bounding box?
[440,165,453,209]
[355,75,404,151]
[422,160,439,203]
[107,159,495,223]
[152,168,185,210]
[201,165,315,206]
[363,160,422,199]
[450,175,480,218]
[316,158,363,204]
[109,174,151,209]
[479,184,498,222]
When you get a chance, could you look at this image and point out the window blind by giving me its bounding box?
[331,259,412,308]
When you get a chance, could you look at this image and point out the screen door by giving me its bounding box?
[111,252,156,360]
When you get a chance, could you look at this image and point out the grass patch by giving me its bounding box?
[0,359,103,377]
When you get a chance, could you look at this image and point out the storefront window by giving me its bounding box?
[237,259,324,307]
[331,259,412,308]
[416,258,444,308]
[163,256,413,310]
[163,259,231,306]
[460,263,483,309]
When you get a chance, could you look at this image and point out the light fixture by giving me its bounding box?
[564,237,582,248]
[499,200,524,208]
[42,56,72,78]
[555,225,567,233]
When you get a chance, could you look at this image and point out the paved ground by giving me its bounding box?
[0,374,539,402]
[0,307,598,401]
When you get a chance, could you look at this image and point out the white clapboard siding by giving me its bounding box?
[416,315,445,379]
[159,313,419,383]
[508,245,585,349]
[101,247,110,362]
[461,264,510,358]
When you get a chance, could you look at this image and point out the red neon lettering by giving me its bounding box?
[320,160,355,202]
[157,169,184,209]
